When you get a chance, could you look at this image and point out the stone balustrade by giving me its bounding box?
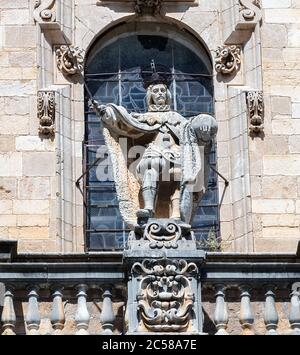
[0,243,300,335]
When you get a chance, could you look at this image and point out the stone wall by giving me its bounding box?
[0,0,57,252]
[0,0,300,253]
[250,0,300,251]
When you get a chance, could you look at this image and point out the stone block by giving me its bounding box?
[262,227,299,239]
[4,97,29,115]
[292,103,300,118]
[0,215,16,227]
[252,199,295,214]
[23,152,56,177]
[8,51,36,67]
[9,227,49,240]
[18,177,51,200]
[272,119,300,135]
[0,67,22,80]
[261,214,300,227]
[262,0,291,7]
[271,96,292,115]
[264,9,300,24]
[287,24,300,47]
[288,135,300,153]
[262,176,297,198]
[0,0,29,8]
[16,136,54,152]
[262,24,288,48]
[0,115,29,135]
[0,200,12,214]
[255,237,299,253]
[1,9,30,25]
[0,80,35,97]
[263,155,300,175]
[4,26,36,48]
[17,215,49,227]
[0,178,17,199]
[0,153,22,177]
[0,136,15,152]
[13,200,49,215]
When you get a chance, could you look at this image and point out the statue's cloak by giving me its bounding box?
[101,104,209,228]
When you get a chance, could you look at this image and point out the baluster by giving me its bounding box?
[25,286,41,335]
[239,285,254,335]
[289,289,300,335]
[100,287,115,334]
[264,287,278,335]
[213,284,229,335]
[50,287,65,335]
[1,285,16,335]
[75,284,90,335]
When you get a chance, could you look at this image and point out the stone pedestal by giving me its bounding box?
[123,219,206,334]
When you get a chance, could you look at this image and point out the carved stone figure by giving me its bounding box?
[37,90,55,137]
[92,68,217,228]
[135,0,162,15]
[246,91,264,134]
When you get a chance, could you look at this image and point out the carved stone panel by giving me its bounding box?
[246,91,264,134]
[37,90,55,138]
[132,259,197,332]
[55,45,84,76]
[215,45,241,75]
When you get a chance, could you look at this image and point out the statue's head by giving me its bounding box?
[146,83,172,110]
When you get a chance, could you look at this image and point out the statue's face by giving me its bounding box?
[151,84,167,106]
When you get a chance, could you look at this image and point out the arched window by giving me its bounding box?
[84,22,219,250]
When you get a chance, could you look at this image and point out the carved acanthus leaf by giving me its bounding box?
[33,0,56,23]
[37,91,55,138]
[215,45,241,75]
[55,45,84,76]
[246,91,264,134]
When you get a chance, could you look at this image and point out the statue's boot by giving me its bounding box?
[136,187,157,219]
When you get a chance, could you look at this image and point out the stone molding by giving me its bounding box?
[215,45,241,75]
[37,90,56,138]
[246,91,264,134]
[55,45,85,76]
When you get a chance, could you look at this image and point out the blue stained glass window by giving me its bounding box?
[84,31,219,250]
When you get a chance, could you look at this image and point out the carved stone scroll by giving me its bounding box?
[132,259,197,332]
[33,0,56,23]
[215,45,241,75]
[135,0,162,15]
[246,91,264,134]
[37,91,55,137]
[239,0,262,24]
[55,45,84,76]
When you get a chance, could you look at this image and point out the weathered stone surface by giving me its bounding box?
[13,200,49,215]
[18,177,51,200]
[17,215,49,227]
[262,176,298,198]
[4,26,36,48]
[271,96,292,115]
[262,24,288,48]
[263,155,300,175]
[0,136,15,152]
[16,136,54,152]
[0,178,17,199]
[0,153,22,177]
[252,199,295,214]
[288,135,300,153]
[0,200,12,214]
[22,153,55,177]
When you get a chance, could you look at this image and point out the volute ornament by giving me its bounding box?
[55,45,84,76]
[215,45,241,75]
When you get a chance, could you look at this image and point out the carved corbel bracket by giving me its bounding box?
[37,90,56,138]
[135,0,162,15]
[215,45,241,75]
[55,45,84,76]
[223,0,262,44]
[246,90,264,134]
[33,0,56,26]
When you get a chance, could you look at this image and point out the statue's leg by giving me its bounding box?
[170,184,181,220]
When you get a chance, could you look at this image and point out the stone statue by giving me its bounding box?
[92,70,217,228]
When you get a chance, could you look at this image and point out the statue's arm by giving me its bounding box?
[191,114,218,144]
[90,100,117,126]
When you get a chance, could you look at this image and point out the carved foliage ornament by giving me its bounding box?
[239,0,261,21]
[55,45,84,76]
[215,45,241,75]
[33,0,56,22]
[135,0,162,15]
[246,91,264,134]
[37,91,55,137]
[132,259,197,332]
